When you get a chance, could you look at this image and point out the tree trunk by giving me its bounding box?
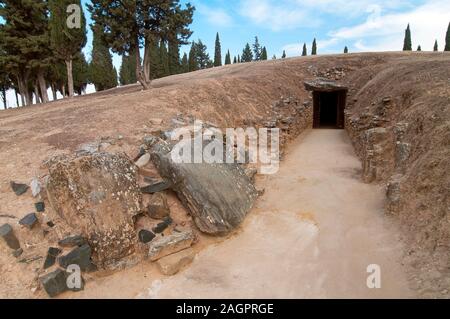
[37,70,49,103]
[1,87,6,109]
[17,75,32,106]
[135,42,149,90]
[143,39,152,84]
[51,83,57,101]
[34,84,41,104]
[14,89,20,107]
[65,59,74,98]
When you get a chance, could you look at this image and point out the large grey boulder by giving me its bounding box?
[144,137,259,235]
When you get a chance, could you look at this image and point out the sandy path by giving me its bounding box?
[137,129,413,299]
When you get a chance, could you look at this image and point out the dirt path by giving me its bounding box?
[137,129,413,299]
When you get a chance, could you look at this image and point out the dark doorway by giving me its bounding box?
[313,90,346,129]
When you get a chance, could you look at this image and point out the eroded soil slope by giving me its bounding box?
[0,52,449,298]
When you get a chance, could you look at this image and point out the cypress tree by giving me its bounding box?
[252,36,262,61]
[90,24,117,91]
[0,0,51,105]
[237,55,241,63]
[402,24,412,51]
[195,40,211,69]
[188,41,197,72]
[311,38,317,55]
[49,0,87,98]
[214,33,222,67]
[159,41,170,77]
[344,46,349,53]
[302,43,307,56]
[241,43,253,62]
[261,47,268,60]
[233,56,237,64]
[282,50,286,59]
[72,52,90,95]
[181,53,189,73]
[434,40,438,52]
[272,55,277,60]
[417,45,421,51]
[225,50,231,65]
[168,40,181,75]
[445,22,450,51]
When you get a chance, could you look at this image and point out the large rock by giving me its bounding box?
[144,137,259,235]
[39,268,84,298]
[45,152,142,269]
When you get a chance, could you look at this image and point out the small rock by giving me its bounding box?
[30,178,41,197]
[58,244,96,272]
[148,230,194,261]
[0,224,21,250]
[133,147,146,162]
[10,181,29,196]
[12,248,23,258]
[43,247,62,269]
[138,229,156,243]
[39,268,84,298]
[156,247,196,276]
[58,235,87,248]
[35,202,45,212]
[19,213,38,229]
[135,153,150,168]
[153,221,169,234]
[47,221,55,228]
[147,193,170,219]
[141,180,172,194]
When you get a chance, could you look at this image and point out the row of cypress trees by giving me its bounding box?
[403,23,450,52]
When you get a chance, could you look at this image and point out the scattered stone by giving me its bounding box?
[19,213,38,229]
[141,180,172,194]
[147,193,170,219]
[45,152,142,269]
[30,178,41,197]
[0,224,21,250]
[76,142,99,155]
[39,268,84,298]
[19,256,43,264]
[138,229,156,244]
[58,244,96,272]
[58,235,87,248]
[46,221,55,228]
[146,137,259,235]
[150,118,163,125]
[10,181,29,196]
[135,153,150,168]
[43,247,62,269]
[35,202,45,212]
[148,230,194,261]
[153,221,169,234]
[156,247,196,276]
[133,147,146,162]
[12,248,23,258]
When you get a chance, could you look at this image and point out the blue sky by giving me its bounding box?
[3,0,450,108]
[79,0,450,70]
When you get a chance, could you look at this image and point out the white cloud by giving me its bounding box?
[239,0,412,31]
[197,4,233,27]
[329,0,450,52]
[239,0,320,31]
